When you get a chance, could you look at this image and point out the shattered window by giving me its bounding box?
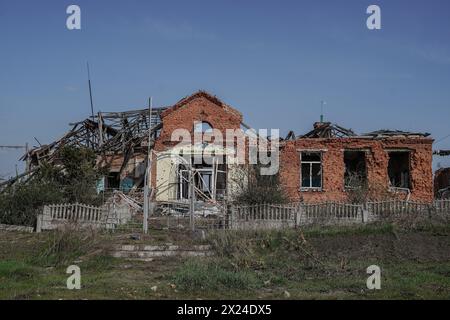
[301,152,322,189]
[196,170,213,197]
[388,151,411,189]
[177,156,227,201]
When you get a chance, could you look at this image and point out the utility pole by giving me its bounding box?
[143,97,153,234]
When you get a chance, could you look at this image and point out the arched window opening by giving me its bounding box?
[194,121,213,134]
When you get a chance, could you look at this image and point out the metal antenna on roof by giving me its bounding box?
[320,100,326,123]
[87,62,95,119]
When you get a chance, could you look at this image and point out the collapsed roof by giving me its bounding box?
[302,122,357,138]
[19,91,241,175]
[19,92,433,171]
[283,122,431,140]
[21,107,166,168]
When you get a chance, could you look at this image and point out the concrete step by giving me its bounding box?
[114,244,211,251]
[111,244,214,260]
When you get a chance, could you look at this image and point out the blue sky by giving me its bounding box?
[1,0,450,178]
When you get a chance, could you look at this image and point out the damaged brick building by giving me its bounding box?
[19,91,434,204]
[280,123,433,203]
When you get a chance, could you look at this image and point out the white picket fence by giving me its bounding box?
[302,202,362,222]
[366,200,431,217]
[36,191,140,232]
[434,199,450,213]
[228,200,450,230]
[35,199,450,232]
[230,204,298,230]
[36,203,111,232]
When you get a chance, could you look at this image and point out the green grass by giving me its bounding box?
[1,255,448,300]
[301,222,395,238]
[0,221,449,300]
[0,260,36,281]
[173,259,262,291]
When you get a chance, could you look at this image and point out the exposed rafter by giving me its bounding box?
[302,122,357,138]
[21,107,166,170]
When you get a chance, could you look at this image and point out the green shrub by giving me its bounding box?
[0,146,104,227]
[0,180,64,227]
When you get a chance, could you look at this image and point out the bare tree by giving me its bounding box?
[230,163,288,205]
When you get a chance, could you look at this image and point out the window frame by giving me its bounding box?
[300,151,323,191]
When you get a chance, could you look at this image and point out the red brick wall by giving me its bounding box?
[149,93,433,203]
[155,96,242,152]
[152,95,243,188]
[280,137,433,203]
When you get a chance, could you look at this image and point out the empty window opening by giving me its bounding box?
[388,151,411,189]
[301,152,322,189]
[106,172,120,190]
[344,151,367,189]
[194,121,213,134]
